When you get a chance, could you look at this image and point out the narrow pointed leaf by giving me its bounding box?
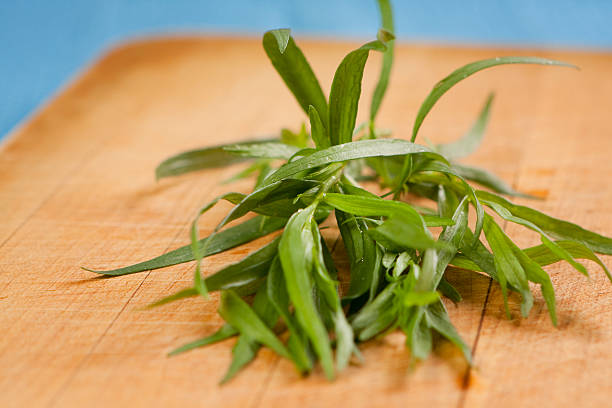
[279,205,335,379]
[477,190,612,255]
[425,301,472,361]
[451,163,531,197]
[218,290,290,359]
[370,0,395,121]
[263,29,328,128]
[336,210,381,299]
[309,105,330,149]
[223,141,299,160]
[168,324,237,357]
[329,39,387,145]
[483,214,533,318]
[267,257,313,373]
[437,93,494,159]
[411,57,576,142]
[156,139,277,179]
[86,215,286,276]
[262,139,437,186]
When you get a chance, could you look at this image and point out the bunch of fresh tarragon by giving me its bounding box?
[88,0,612,383]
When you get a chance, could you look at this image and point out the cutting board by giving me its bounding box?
[1,37,611,407]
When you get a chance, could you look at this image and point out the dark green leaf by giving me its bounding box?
[267,257,313,373]
[424,301,472,361]
[220,284,281,383]
[438,277,462,303]
[263,29,329,128]
[218,290,290,359]
[336,210,381,299]
[85,215,286,276]
[309,106,330,149]
[324,192,441,251]
[279,205,335,379]
[329,39,387,145]
[168,324,237,357]
[370,0,395,121]
[205,237,280,292]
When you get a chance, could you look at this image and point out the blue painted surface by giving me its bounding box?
[1,0,611,140]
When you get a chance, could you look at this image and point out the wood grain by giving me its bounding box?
[0,37,610,408]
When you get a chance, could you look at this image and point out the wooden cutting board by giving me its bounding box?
[1,37,610,408]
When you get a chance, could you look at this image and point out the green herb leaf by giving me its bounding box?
[370,0,395,122]
[168,324,238,357]
[309,106,330,149]
[336,209,381,300]
[263,29,329,128]
[452,163,531,197]
[278,205,335,379]
[477,190,612,255]
[437,93,494,159]
[483,214,533,319]
[85,215,286,276]
[223,141,299,159]
[267,257,313,373]
[220,284,280,383]
[218,290,290,359]
[324,192,441,251]
[329,38,388,145]
[424,300,472,361]
[411,56,576,142]
[262,139,437,186]
[155,139,277,179]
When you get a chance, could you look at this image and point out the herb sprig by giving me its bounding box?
[87,0,612,383]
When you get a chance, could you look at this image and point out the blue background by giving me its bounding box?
[1,0,611,140]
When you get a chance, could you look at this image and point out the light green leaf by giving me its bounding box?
[401,291,440,307]
[451,163,531,197]
[311,223,355,371]
[155,139,276,179]
[223,142,299,160]
[437,93,494,159]
[221,336,258,384]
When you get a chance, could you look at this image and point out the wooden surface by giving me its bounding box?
[1,37,611,408]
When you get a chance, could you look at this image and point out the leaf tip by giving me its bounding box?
[266,28,291,54]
